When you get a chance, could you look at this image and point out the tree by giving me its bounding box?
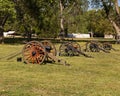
[91,0,120,38]
[12,0,89,38]
[0,0,15,43]
[59,0,89,37]
[12,0,60,38]
[86,9,114,37]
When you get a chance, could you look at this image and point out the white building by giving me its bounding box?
[104,34,114,39]
[68,33,90,38]
[3,31,15,37]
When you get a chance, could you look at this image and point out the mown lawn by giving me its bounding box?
[0,42,120,96]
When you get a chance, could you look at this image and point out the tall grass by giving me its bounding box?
[0,43,120,96]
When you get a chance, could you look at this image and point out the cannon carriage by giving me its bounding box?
[59,41,92,58]
[85,41,114,53]
[22,40,69,65]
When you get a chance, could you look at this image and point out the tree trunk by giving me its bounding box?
[113,0,120,39]
[60,0,64,30]
[0,27,4,44]
[0,14,9,44]
[27,32,32,42]
[102,0,120,39]
[59,0,65,38]
[115,0,120,15]
[24,26,32,42]
[109,17,120,35]
[108,17,120,43]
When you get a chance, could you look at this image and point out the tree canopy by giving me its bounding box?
[0,0,119,41]
[90,0,120,36]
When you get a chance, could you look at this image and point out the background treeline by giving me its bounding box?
[0,0,120,43]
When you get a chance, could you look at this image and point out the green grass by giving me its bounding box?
[0,43,120,96]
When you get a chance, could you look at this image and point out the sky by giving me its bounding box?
[88,0,120,10]
[119,0,120,6]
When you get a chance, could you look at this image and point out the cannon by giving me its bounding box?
[22,40,69,65]
[0,40,69,65]
[84,41,115,53]
[102,42,112,50]
[59,41,92,58]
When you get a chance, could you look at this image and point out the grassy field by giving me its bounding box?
[0,42,120,96]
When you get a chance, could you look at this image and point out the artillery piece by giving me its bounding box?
[22,40,69,65]
[59,41,92,58]
[85,41,114,53]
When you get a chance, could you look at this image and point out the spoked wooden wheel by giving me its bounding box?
[22,41,46,64]
[72,42,81,51]
[85,42,91,52]
[59,42,80,56]
[103,42,112,50]
[59,42,72,56]
[41,40,57,56]
[89,41,100,52]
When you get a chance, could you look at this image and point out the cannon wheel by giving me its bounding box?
[72,42,81,51]
[59,42,81,56]
[86,41,100,52]
[71,42,81,55]
[22,41,46,64]
[103,42,112,50]
[59,42,72,56]
[41,40,57,56]
[90,41,100,52]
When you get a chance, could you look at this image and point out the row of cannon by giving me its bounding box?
[21,40,116,65]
